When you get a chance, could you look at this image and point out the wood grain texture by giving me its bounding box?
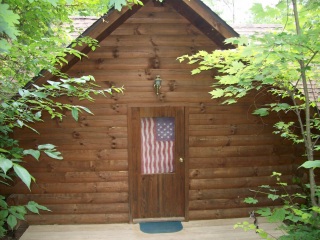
[20,218,284,240]
[4,0,303,225]
[129,107,186,221]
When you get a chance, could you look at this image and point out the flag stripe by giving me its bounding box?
[141,117,175,174]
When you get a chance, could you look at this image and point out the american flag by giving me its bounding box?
[141,117,175,174]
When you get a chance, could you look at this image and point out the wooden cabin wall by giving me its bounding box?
[3,1,301,224]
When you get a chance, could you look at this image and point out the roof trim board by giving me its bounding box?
[169,0,238,49]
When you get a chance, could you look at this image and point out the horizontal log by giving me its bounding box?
[189,165,295,179]
[189,207,274,220]
[189,135,283,147]
[15,114,127,129]
[86,103,127,115]
[189,155,296,168]
[24,159,128,172]
[188,99,294,117]
[189,188,252,201]
[56,91,216,104]
[30,171,128,183]
[26,213,128,224]
[16,128,127,148]
[188,104,256,114]
[20,148,127,162]
[189,185,301,200]
[189,145,294,158]
[189,175,294,190]
[43,203,128,214]
[2,181,128,194]
[119,84,212,94]
[189,197,282,210]
[87,46,214,59]
[189,124,276,136]
[74,57,199,71]
[125,10,189,24]
[63,79,215,93]
[66,115,127,128]
[19,139,127,151]
[189,113,260,125]
[95,79,214,92]
[58,149,127,161]
[16,127,127,139]
[12,192,128,205]
[68,68,214,82]
[111,23,203,36]
[99,35,214,47]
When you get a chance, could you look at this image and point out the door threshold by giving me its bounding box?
[133,217,185,224]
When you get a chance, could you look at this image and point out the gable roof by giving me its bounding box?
[46,0,320,108]
[37,0,238,84]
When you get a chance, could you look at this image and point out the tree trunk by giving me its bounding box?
[291,0,318,207]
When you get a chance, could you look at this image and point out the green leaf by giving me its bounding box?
[13,164,32,190]
[257,229,269,239]
[6,214,17,230]
[109,0,128,11]
[219,75,240,84]
[0,39,11,52]
[256,207,272,217]
[253,108,269,117]
[32,92,48,98]
[0,197,7,208]
[23,149,40,161]
[0,210,8,219]
[16,120,24,127]
[268,208,286,222]
[37,144,55,150]
[0,3,20,40]
[71,108,79,121]
[285,213,301,223]
[244,197,258,204]
[191,68,201,75]
[209,88,224,98]
[0,157,13,174]
[222,99,237,104]
[78,106,93,115]
[267,194,279,201]
[26,201,51,214]
[44,151,63,160]
[26,202,39,214]
[8,206,25,220]
[299,160,320,169]
[225,61,245,75]
[34,111,42,119]
[271,103,291,112]
[0,148,9,153]
[60,84,76,91]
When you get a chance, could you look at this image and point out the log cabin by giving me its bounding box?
[2,0,303,225]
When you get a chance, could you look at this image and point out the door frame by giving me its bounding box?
[128,105,189,223]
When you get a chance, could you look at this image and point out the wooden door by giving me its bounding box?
[129,107,185,222]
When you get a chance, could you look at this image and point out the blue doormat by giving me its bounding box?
[139,221,183,234]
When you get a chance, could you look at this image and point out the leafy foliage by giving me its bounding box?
[178,0,320,238]
[0,195,51,236]
[0,74,123,237]
[0,0,127,237]
[250,1,287,24]
[240,172,320,239]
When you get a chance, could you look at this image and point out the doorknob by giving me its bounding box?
[179,157,184,163]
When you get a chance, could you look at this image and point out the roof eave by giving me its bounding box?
[169,0,239,49]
